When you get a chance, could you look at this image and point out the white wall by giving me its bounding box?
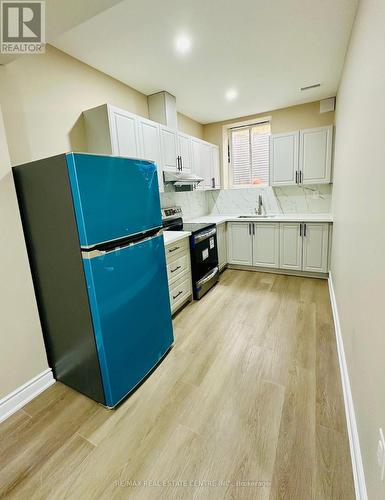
[0,108,48,399]
[331,0,385,498]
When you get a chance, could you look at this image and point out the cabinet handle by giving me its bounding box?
[252,224,255,235]
[173,290,183,300]
[303,223,307,237]
[248,223,251,236]
[295,171,298,184]
[299,171,303,184]
[170,265,181,273]
[300,223,302,237]
[169,246,180,253]
[180,156,183,171]
[212,177,215,188]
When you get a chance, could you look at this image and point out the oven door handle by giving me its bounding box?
[196,266,219,287]
[194,227,216,244]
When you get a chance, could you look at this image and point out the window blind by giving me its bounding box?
[230,122,270,186]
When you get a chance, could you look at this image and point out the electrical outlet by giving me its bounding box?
[377,428,385,481]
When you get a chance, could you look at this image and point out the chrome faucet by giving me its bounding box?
[255,194,264,215]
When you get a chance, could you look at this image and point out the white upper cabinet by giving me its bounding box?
[211,145,221,189]
[302,223,329,273]
[299,126,333,185]
[200,142,212,190]
[137,117,164,193]
[191,138,203,188]
[84,104,222,192]
[270,125,333,186]
[270,132,299,186]
[84,104,140,157]
[227,222,253,266]
[190,139,220,190]
[109,108,139,158]
[177,132,192,172]
[279,223,303,270]
[160,125,178,172]
[252,223,280,268]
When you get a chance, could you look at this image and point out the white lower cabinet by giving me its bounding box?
[227,221,330,275]
[216,223,227,270]
[227,222,253,266]
[253,223,280,268]
[164,237,192,314]
[279,223,302,270]
[302,223,329,273]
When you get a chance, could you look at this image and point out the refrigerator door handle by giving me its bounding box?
[82,230,163,259]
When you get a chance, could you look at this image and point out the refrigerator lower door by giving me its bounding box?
[82,234,174,407]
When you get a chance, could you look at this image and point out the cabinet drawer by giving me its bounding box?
[165,237,189,262]
[169,274,192,311]
[167,253,190,284]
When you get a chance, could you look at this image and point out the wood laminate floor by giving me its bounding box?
[0,270,355,499]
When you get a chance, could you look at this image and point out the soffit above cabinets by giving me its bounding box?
[51,0,358,124]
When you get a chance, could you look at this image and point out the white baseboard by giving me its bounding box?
[328,274,368,500]
[0,368,55,424]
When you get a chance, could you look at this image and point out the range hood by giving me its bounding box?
[163,171,204,186]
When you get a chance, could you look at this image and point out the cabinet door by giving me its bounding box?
[302,223,329,273]
[200,141,213,189]
[279,223,302,270]
[177,132,192,172]
[299,126,333,184]
[227,222,253,266]
[191,138,204,190]
[270,132,299,186]
[160,126,178,171]
[109,109,139,157]
[210,145,221,189]
[216,223,227,270]
[137,118,164,193]
[252,223,280,268]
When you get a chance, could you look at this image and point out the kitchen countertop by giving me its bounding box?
[163,230,191,246]
[185,213,333,224]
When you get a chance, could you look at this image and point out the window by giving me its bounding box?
[228,121,271,187]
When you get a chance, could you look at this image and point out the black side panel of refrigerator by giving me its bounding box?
[13,154,106,404]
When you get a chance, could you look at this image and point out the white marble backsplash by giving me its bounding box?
[161,184,332,218]
[206,185,333,215]
[160,190,208,218]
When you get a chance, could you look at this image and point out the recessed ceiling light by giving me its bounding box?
[225,89,238,101]
[175,35,192,54]
[300,83,321,91]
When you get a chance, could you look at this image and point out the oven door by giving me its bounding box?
[191,227,219,281]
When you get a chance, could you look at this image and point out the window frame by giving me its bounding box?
[223,116,272,189]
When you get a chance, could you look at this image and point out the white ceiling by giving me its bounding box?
[52,0,358,124]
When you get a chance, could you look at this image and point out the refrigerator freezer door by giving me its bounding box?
[66,154,162,247]
[82,234,174,407]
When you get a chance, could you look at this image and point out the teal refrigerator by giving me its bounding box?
[13,153,174,408]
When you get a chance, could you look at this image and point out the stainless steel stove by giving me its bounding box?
[162,207,219,299]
